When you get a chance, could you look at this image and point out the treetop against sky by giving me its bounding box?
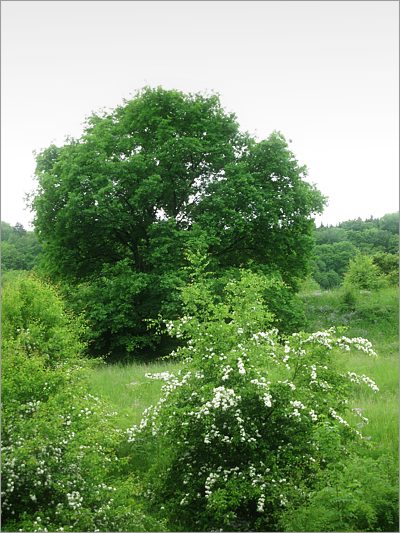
[2,1,398,228]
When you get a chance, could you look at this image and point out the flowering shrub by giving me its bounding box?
[127,259,381,531]
[2,275,158,532]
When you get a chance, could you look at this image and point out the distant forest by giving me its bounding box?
[1,213,398,290]
[312,213,398,289]
[1,221,42,271]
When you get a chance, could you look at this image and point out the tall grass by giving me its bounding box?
[301,286,398,459]
[87,360,182,430]
[87,286,398,459]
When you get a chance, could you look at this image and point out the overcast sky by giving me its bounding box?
[2,0,398,229]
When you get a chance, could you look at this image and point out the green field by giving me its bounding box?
[87,286,398,460]
[3,272,398,532]
[301,287,398,460]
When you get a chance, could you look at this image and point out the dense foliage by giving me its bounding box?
[127,255,389,531]
[32,87,324,358]
[343,254,385,291]
[1,221,41,271]
[280,454,398,531]
[312,213,398,289]
[1,274,161,532]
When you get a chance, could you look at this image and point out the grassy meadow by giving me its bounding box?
[3,269,398,532]
[87,286,398,461]
[301,287,398,461]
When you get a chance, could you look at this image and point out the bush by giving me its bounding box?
[65,260,162,359]
[339,285,359,311]
[1,275,157,531]
[372,252,398,287]
[280,454,398,531]
[127,257,380,531]
[314,269,341,290]
[343,254,385,291]
[63,259,187,361]
[210,266,306,336]
[1,274,86,365]
[298,276,321,294]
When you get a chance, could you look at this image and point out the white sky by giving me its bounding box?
[1,0,399,229]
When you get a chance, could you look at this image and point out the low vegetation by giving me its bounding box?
[1,274,163,532]
[2,258,398,531]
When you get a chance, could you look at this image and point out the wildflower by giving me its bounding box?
[237,358,246,375]
[309,410,318,422]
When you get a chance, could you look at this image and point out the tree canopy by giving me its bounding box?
[33,87,325,357]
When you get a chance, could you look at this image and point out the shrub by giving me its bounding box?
[298,276,321,294]
[280,454,398,531]
[65,260,162,359]
[339,284,359,311]
[1,273,85,365]
[372,252,398,287]
[1,275,157,532]
[127,257,380,531]
[314,269,341,290]
[343,254,385,291]
[210,266,306,336]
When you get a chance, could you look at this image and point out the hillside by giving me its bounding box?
[312,213,398,288]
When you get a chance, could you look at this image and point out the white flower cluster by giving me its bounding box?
[204,424,233,444]
[352,407,369,425]
[328,408,349,427]
[237,357,246,375]
[66,490,83,510]
[127,370,198,442]
[310,365,317,381]
[289,400,305,418]
[22,400,41,415]
[203,463,271,504]
[77,407,93,418]
[221,365,234,381]
[302,329,335,349]
[197,386,240,417]
[293,329,378,358]
[277,379,296,391]
[262,393,272,408]
[279,494,288,507]
[336,336,377,357]
[204,472,220,498]
[250,377,270,388]
[257,493,265,512]
[347,372,379,392]
[144,371,175,382]
[251,329,278,346]
[165,320,174,334]
[165,317,192,338]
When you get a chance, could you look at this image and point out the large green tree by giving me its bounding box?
[33,87,324,358]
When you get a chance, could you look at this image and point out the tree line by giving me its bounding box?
[312,213,398,289]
